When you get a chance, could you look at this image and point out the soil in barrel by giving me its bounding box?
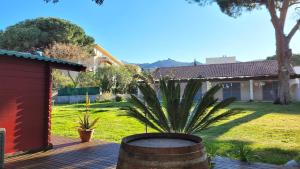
[128,138,197,148]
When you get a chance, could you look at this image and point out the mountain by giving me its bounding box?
[136,58,201,69]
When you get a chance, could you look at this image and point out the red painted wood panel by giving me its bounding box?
[0,56,48,154]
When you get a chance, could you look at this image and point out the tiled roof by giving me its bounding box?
[0,49,86,70]
[153,60,297,80]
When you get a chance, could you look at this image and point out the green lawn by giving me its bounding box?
[52,101,300,165]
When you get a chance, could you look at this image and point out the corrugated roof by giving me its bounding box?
[0,49,85,69]
[153,60,297,80]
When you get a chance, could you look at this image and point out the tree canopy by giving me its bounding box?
[44,0,104,5]
[44,42,94,86]
[95,66,132,93]
[267,54,300,65]
[0,17,95,52]
[188,0,300,104]
[94,65,140,94]
[44,42,93,64]
[188,0,300,17]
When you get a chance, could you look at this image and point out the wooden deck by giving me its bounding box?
[4,136,119,169]
[4,136,294,169]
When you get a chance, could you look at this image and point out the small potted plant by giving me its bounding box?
[78,93,99,142]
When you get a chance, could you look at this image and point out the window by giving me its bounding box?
[222,82,241,100]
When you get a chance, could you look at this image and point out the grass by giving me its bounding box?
[52,101,153,142]
[52,101,300,165]
[202,102,300,164]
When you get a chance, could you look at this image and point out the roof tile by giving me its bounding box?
[153,60,296,80]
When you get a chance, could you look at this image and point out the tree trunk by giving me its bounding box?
[275,31,292,104]
[67,71,78,87]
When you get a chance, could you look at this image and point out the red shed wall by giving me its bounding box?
[0,56,49,154]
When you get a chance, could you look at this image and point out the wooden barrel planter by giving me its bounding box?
[117,133,209,169]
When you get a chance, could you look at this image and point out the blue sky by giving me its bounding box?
[0,0,299,63]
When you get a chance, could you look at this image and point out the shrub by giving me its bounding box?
[115,95,123,102]
[95,65,136,94]
[295,155,300,162]
[205,144,218,168]
[95,95,101,102]
[52,70,74,89]
[237,144,252,163]
[273,98,281,104]
[101,92,113,102]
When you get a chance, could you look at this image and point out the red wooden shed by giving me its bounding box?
[0,49,85,155]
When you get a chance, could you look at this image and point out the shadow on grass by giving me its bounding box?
[67,101,130,109]
[203,139,299,165]
[202,101,300,138]
[198,102,300,164]
[75,109,111,114]
[52,114,78,118]
[53,109,73,112]
[93,109,110,113]
[91,102,130,108]
[203,111,265,138]
[230,102,300,115]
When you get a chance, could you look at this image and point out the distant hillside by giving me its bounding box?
[266,54,300,66]
[137,58,201,69]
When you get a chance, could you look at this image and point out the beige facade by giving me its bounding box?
[175,79,300,102]
[210,80,277,101]
[241,81,251,101]
[252,81,262,100]
[210,82,223,100]
[91,44,124,72]
[291,66,300,101]
[144,79,300,102]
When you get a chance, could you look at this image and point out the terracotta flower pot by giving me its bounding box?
[78,129,94,142]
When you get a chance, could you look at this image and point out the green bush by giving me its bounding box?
[205,144,218,169]
[115,95,123,102]
[237,144,252,163]
[295,155,300,162]
[101,92,113,102]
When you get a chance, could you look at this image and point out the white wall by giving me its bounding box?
[296,84,300,101]
[206,56,236,64]
[293,66,300,101]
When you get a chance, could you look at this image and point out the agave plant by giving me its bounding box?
[79,112,100,130]
[78,93,99,130]
[127,78,240,134]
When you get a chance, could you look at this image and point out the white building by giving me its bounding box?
[153,57,300,102]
